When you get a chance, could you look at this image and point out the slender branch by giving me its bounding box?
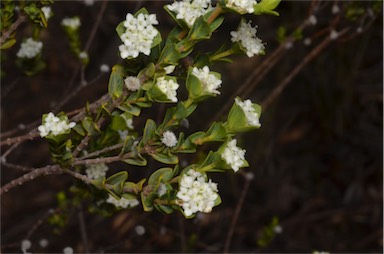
[73,152,133,166]
[78,143,124,160]
[0,165,62,195]
[84,0,108,52]
[223,172,253,253]
[0,14,26,45]
[261,27,350,110]
[0,132,40,146]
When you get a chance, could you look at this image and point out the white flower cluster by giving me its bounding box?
[38,113,76,137]
[124,76,141,91]
[41,6,52,21]
[221,139,246,172]
[231,19,264,57]
[106,194,139,208]
[226,0,257,14]
[156,77,179,102]
[161,131,178,148]
[85,163,109,179]
[192,66,222,95]
[176,169,218,216]
[17,38,43,59]
[235,97,261,127]
[61,17,81,29]
[119,13,158,59]
[167,0,213,27]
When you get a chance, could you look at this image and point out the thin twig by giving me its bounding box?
[0,132,40,146]
[223,172,253,253]
[73,152,133,166]
[78,203,90,253]
[0,165,62,195]
[0,14,26,45]
[78,143,124,160]
[261,27,350,110]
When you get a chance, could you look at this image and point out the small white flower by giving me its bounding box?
[164,65,176,74]
[135,225,146,235]
[63,246,74,254]
[39,238,49,248]
[124,76,141,91]
[273,225,283,234]
[230,19,265,57]
[41,6,52,20]
[106,195,139,208]
[235,97,261,127]
[332,4,340,14]
[61,17,81,29]
[303,38,312,46]
[156,77,179,102]
[176,169,219,216]
[308,15,317,25]
[38,112,76,137]
[118,130,129,141]
[167,0,213,27]
[221,139,246,172]
[192,66,222,95]
[17,38,43,59]
[226,0,257,14]
[330,29,339,40]
[78,51,88,59]
[85,163,109,179]
[21,239,32,254]
[83,0,95,6]
[161,131,178,148]
[118,13,158,59]
[100,64,110,73]
[121,114,134,129]
[157,183,167,196]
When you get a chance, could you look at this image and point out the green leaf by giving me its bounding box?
[105,171,128,197]
[186,70,203,100]
[117,104,141,116]
[123,155,147,166]
[254,0,281,16]
[108,65,125,99]
[141,191,154,211]
[187,16,211,41]
[151,151,179,164]
[148,167,173,187]
[205,122,227,142]
[158,42,181,66]
[110,115,127,131]
[116,21,125,38]
[155,204,174,214]
[0,38,16,50]
[124,179,146,194]
[142,119,157,144]
[138,62,155,81]
[81,116,100,136]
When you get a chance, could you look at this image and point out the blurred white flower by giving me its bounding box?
[221,139,246,172]
[156,77,179,102]
[192,66,221,95]
[226,0,257,14]
[119,13,158,59]
[231,19,264,57]
[235,97,261,127]
[61,16,81,29]
[161,131,178,148]
[17,38,43,59]
[85,163,109,179]
[167,0,212,27]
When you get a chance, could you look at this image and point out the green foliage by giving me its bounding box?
[33,0,276,221]
[257,216,281,247]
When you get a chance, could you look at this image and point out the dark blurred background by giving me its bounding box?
[1,1,382,253]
